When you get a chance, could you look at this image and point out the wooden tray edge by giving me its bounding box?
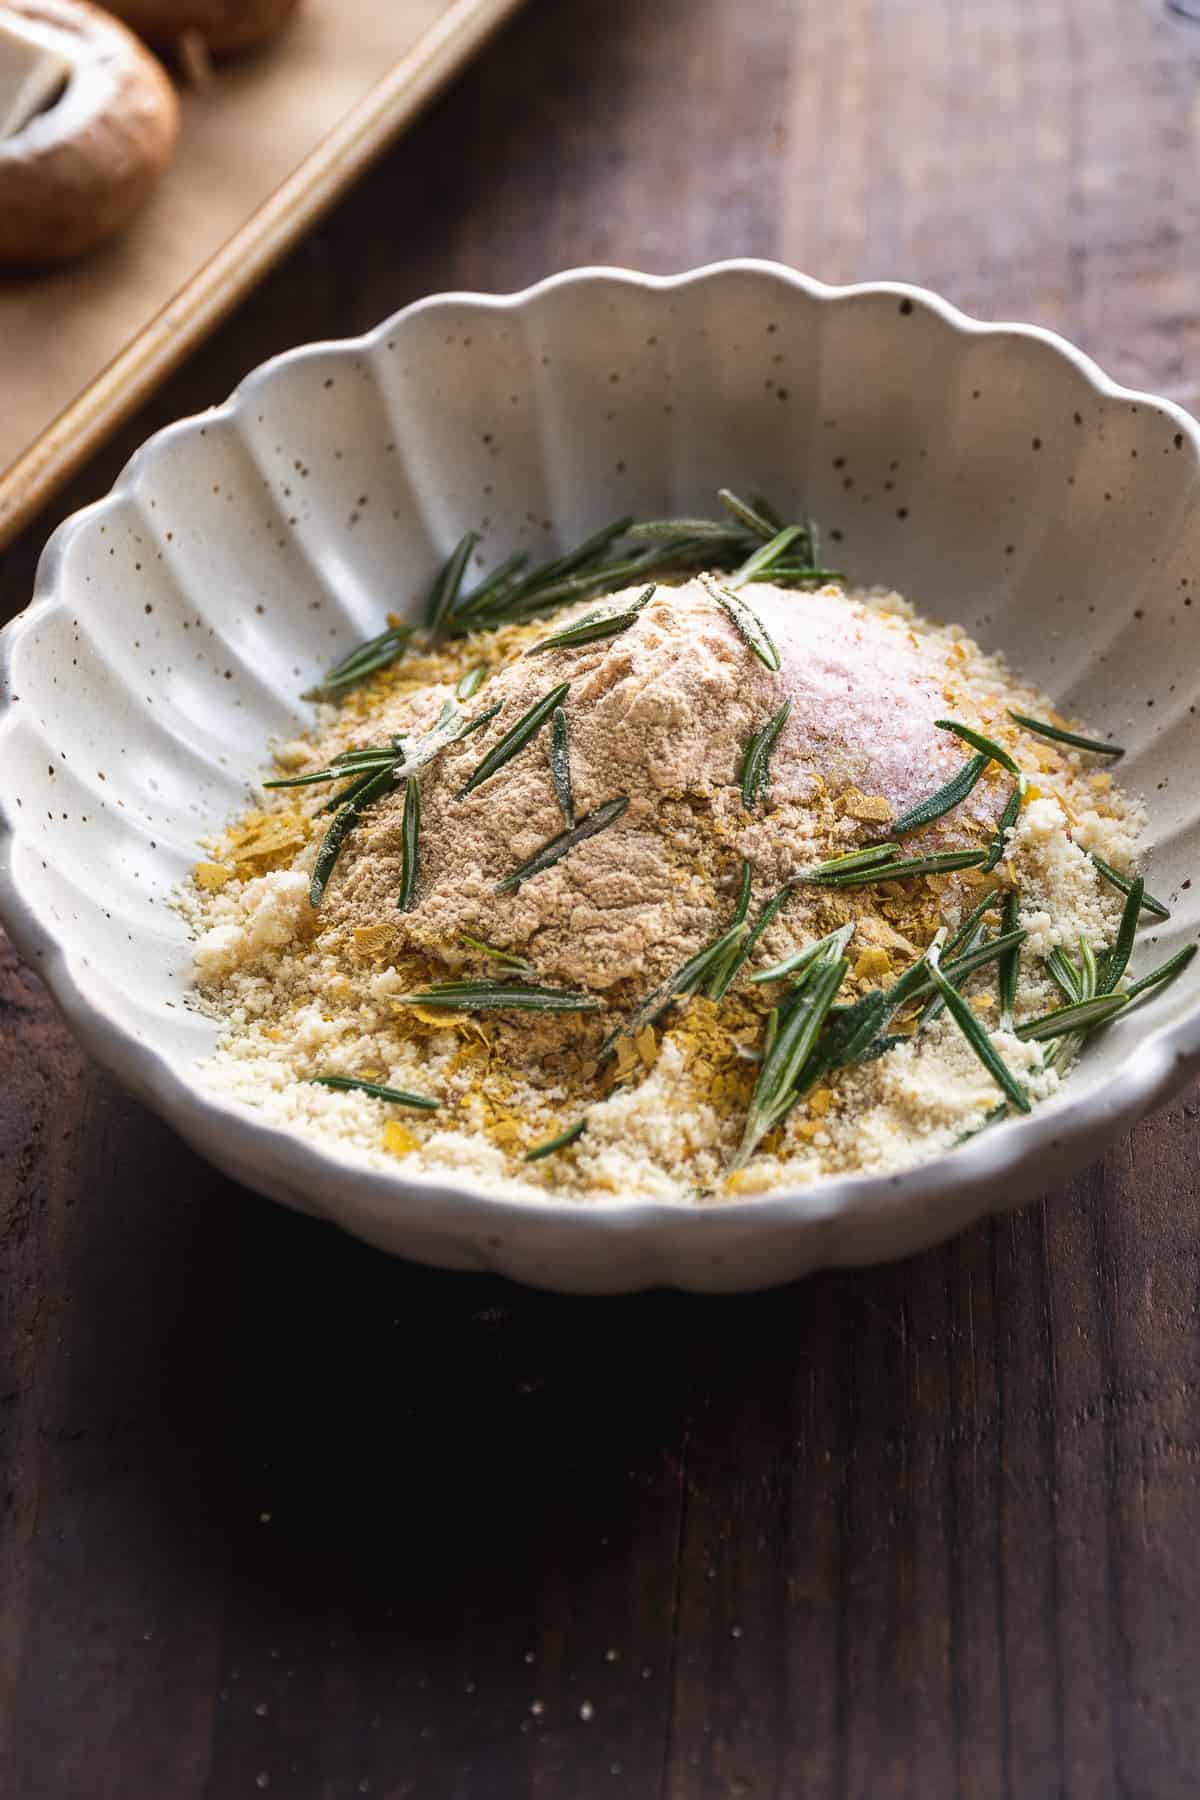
[0,0,525,552]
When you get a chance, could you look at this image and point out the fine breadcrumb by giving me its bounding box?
[178,572,1144,1203]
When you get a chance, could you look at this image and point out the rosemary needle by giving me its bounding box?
[703,861,755,1000]
[1016,994,1128,1041]
[456,664,488,700]
[734,953,849,1167]
[395,981,601,1013]
[934,719,1023,779]
[1087,851,1170,922]
[924,949,1031,1112]
[982,783,1023,872]
[1096,876,1144,994]
[310,1075,438,1109]
[426,530,479,638]
[495,796,629,894]
[1008,710,1124,758]
[799,848,989,887]
[728,524,805,591]
[717,488,778,540]
[998,890,1022,1027]
[460,932,534,973]
[798,843,901,879]
[397,776,420,911]
[741,696,793,808]
[526,586,654,655]
[704,577,781,672]
[310,764,394,908]
[525,1119,589,1162]
[1122,942,1197,1003]
[548,705,575,827]
[751,922,856,986]
[458,683,569,797]
[890,753,991,837]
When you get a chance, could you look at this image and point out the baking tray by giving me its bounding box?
[0,0,525,549]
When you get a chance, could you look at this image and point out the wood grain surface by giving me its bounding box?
[3,1,1200,1794]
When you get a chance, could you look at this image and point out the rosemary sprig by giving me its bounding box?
[1087,851,1170,922]
[309,1074,438,1109]
[944,891,1001,960]
[427,531,478,638]
[526,586,655,655]
[1008,710,1124,758]
[923,947,1031,1112]
[264,755,394,790]
[603,916,752,1055]
[458,683,569,797]
[900,928,1028,1007]
[998,890,1021,1027]
[460,931,534,973]
[935,719,1023,779]
[704,577,781,672]
[495,796,628,894]
[728,524,805,591]
[525,1119,589,1162]
[750,922,856,986]
[1016,994,1128,1041]
[397,776,420,911]
[456,664,488,700]
[395,981,601,1013]
[705,882,795,1000]
[798,848,989,887]
[451,551,530,622]
[310,765,394,907]
[733,953,850,1167]
[549,705,575,828]
[1122,942,1197,1003]
[890,753,991,837]
[1096,876,1144,994]
[740,696,793,808]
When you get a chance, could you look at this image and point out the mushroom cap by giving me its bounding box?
[104,0,301,54]
[0,0,179,264]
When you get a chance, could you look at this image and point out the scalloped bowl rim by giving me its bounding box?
[2,261,1199,1280]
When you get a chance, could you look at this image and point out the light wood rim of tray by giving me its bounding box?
[0,0,524,551]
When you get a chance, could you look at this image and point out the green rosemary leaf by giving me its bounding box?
[452,552,530,620]
[494,796,628,894]
[890,753,991,836]
[1016,993,1128,1041]
[740,696,793,808]
[728,524,805,591]
[310,622,416,695]
[901,928,1028,1007]
[397,776,420,911]
[426,531,478,637]
[924,950,1031,1112]
[762,1006,780,1064]
[1046,946,1083,1004]
[806,515,822,567]
[458,683,569,797]
[1087,851,1170,922]
[626,517,748,542]
[318,763,395,814]
[920,921,986,1030]
[734,954,849,1167]
[717,488,778,540]
[1122,942,1197,1003]
[702,862,755,1000]
[935,719,1023,779]
[998,891,1022,1026]
[309,1075,438,1109]
[456,664,488,700]
[1077,936,1099,1001]
[603,918,752,1056]
[1008,710,1124,758]
[390,700,499,784]
[763,566,846,586]
[801,848,989,887]
[525,1119,589,1162]
[1096,876,1144,994]
[705,577,782,671]
[750,922,856,985]
[549,705,575,828]
[526,586,655,655]
[263,757,392,790]
[524,517,635,589]
[708,883,794,999]
[982,783,1023,872]
[796,843,901,879]
[808,989,893,1073]
[309,764,394,908]
[460,932,534,973]
[395,981,601,1013]
[944,891,1002,960]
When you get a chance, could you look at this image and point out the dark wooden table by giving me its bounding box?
[4,2,1200,1794]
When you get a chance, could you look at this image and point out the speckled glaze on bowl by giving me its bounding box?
[2,263,1199,1292]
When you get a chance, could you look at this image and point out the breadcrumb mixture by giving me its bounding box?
[180,575,1142,1203]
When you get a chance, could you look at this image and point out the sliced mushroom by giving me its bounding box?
[0,0,179,265]
[104,0,300,55]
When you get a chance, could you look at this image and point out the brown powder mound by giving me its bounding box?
[320,578,1008,993]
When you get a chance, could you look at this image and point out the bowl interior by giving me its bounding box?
[3,264,1199,1180]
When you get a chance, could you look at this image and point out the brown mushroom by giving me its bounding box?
[0,0,179,265]
[103,0,300,55]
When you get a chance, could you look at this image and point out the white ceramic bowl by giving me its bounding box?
[2,263,1198,1292]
